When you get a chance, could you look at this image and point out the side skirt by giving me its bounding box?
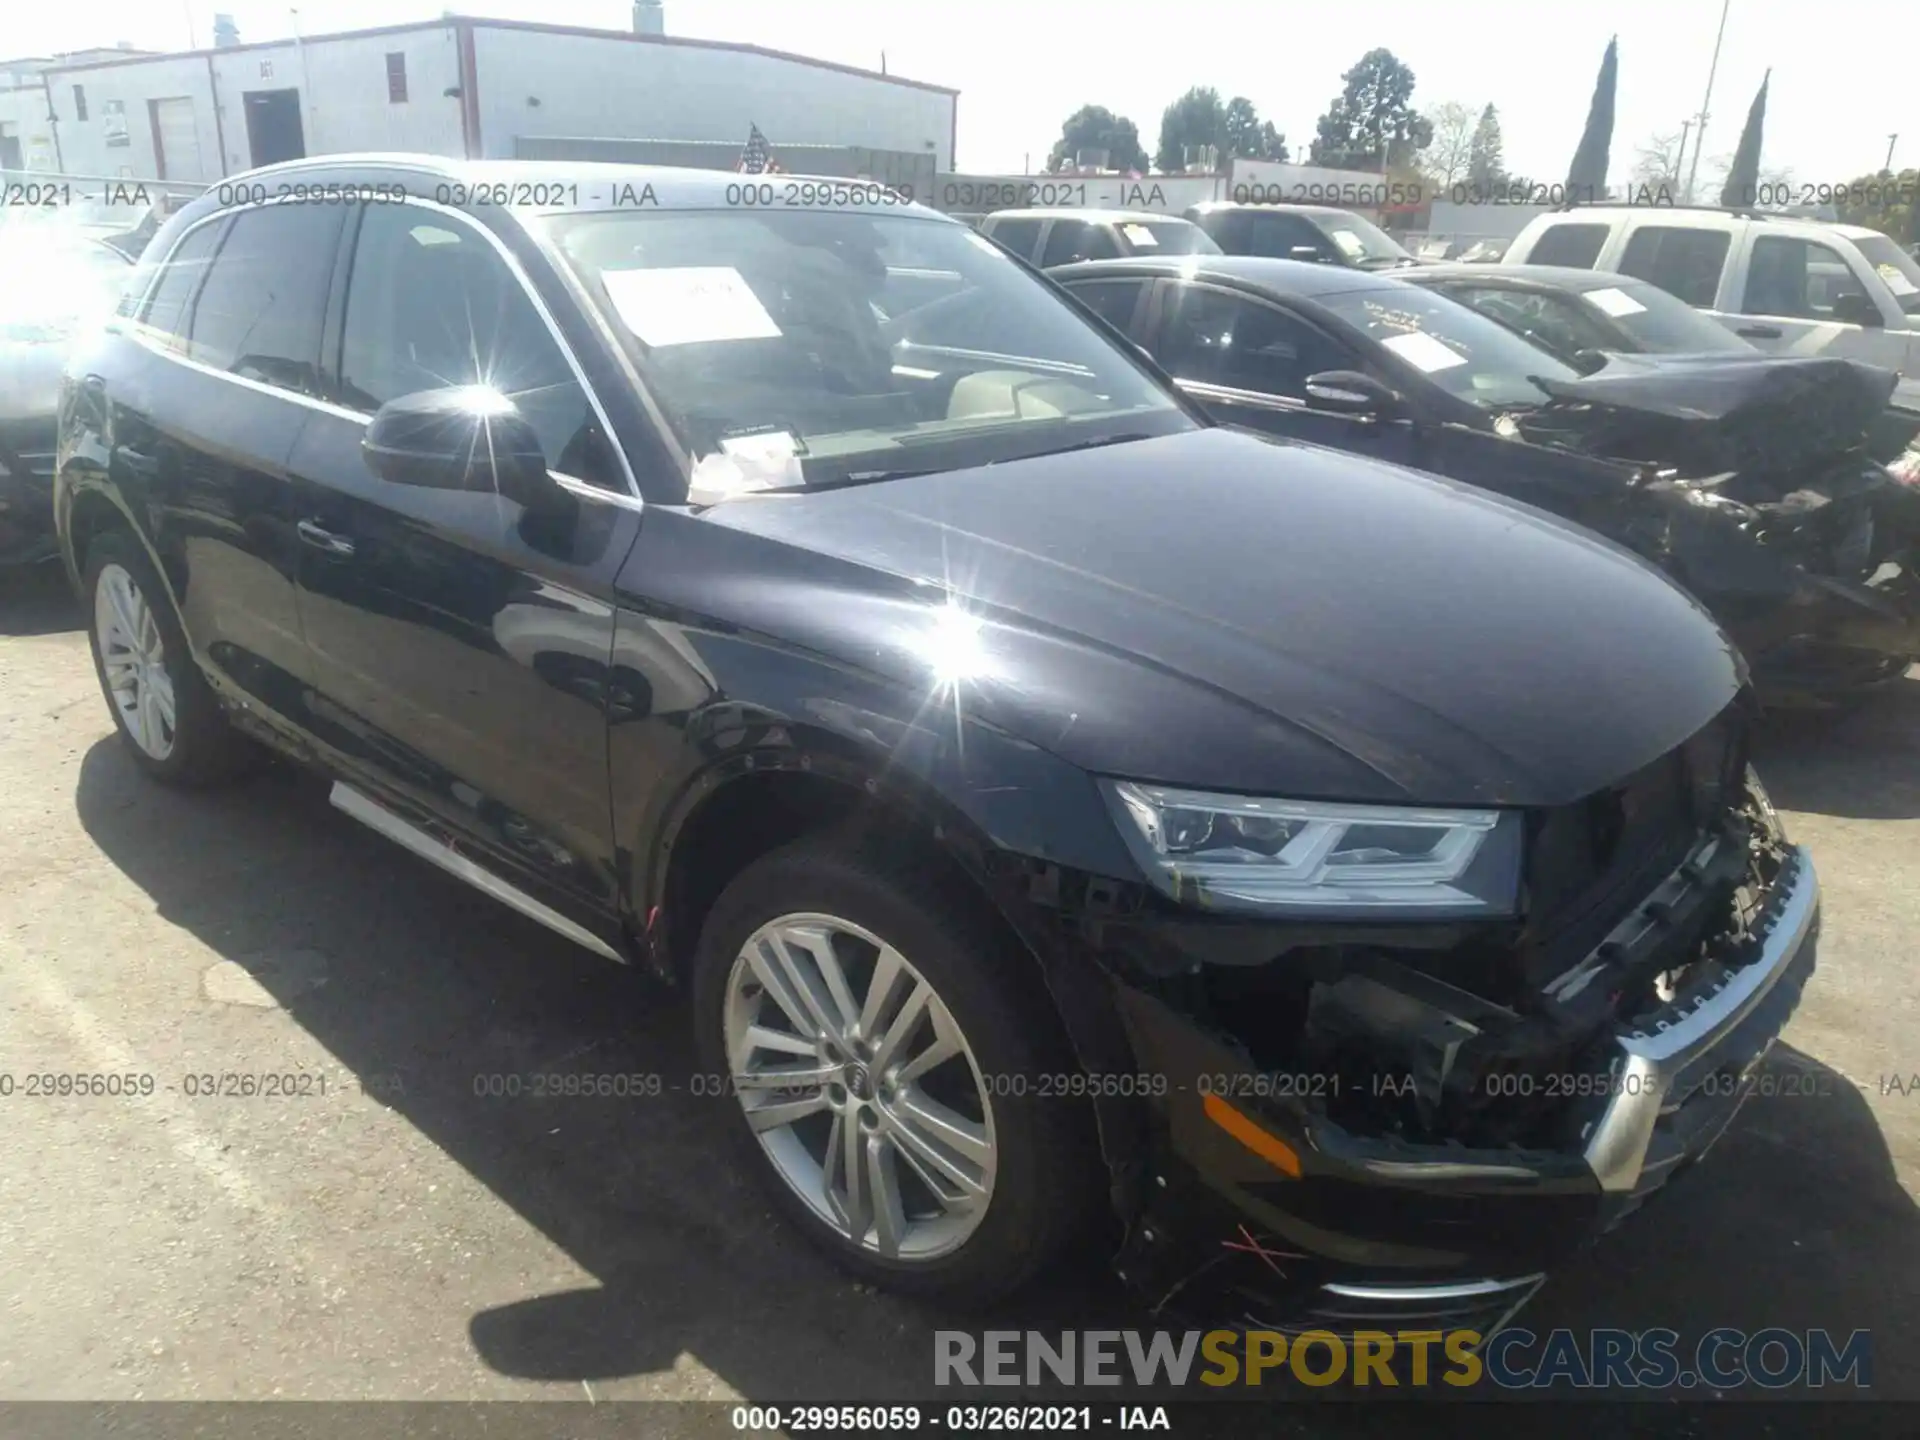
[328,781,627,965]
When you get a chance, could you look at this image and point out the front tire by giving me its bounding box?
[84,531,252,786]
[691,834,1098,1306]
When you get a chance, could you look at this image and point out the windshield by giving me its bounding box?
[1127,221,1222,256]
[1854,234,1920,316]
[543,209,1192,497]
[1582,279,1754,353]
[1320,211,1413,269]
[1316,282,1579,409]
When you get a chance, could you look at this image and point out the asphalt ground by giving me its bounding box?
[2,558,1917,1437]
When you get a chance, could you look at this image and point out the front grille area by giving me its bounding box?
[1519,710,1746,994]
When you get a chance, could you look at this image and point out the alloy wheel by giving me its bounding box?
[723,912,998,1261]
[95,562,177,761]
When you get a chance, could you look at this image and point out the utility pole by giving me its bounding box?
[1887,133,1900,172]
[1684,0,1732,204]
[1676,119,1693,192]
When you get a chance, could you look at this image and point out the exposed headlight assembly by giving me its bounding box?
[1102,781,1524,918]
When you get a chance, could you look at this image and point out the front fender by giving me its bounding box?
[608,607,1141,933]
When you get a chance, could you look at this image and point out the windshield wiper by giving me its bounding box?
[842,434,1155,484]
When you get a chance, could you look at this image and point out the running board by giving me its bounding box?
[328,781,625,964]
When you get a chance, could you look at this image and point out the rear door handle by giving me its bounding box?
[296,519,356,558]
[1735,324,1783,339]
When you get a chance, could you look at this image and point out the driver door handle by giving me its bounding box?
[296,519,356,558]
[1735,324,1783,339]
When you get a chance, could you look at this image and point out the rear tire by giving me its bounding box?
[83,530,254,786]
[691,832,1099,1306]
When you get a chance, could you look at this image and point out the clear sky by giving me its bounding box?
[12,0,1915,182]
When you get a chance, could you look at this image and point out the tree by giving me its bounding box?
[1718,71,1769,208]
[1308,48,1432,171]
[1565,37,1617,196]
[1699,153,1796,209]
[1155,87,1285,170]
[1416,100,1478,189]
[1466,104,1508,189]
[1222,96,1289,163]
[1631,130,1688,192]
[1045,104,1149,174]
[1156,86,1227,171]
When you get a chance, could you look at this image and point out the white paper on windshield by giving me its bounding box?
[1121,224,1160,247]
[1877,264,1919,297]
[686,443,803,506]
[1329,229,1367,259]
[1585,286,1648,317]
[599,266,782,347]
[1380,331,1469,373]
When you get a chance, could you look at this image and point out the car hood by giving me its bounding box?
[694,428,1741,807]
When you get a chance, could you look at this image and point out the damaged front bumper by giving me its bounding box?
[1101,827,1819,1336]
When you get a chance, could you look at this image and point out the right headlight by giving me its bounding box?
[1101,780,1524,919]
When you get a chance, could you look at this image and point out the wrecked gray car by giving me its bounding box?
[1051,256,1920,706]
[1511,352,1920,702]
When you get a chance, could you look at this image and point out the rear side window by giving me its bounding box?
[136,221,224,335]
[1042,220,1119,267]
[185,202,343,394]
[1616,226,1731,308]
[1525,223,1609,269]
[1246,212,1337,262]
[985,218,1042,261]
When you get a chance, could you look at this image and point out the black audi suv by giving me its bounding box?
[56,157,1818,1330]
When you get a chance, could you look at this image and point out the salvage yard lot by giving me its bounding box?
[2,558,1918,1410]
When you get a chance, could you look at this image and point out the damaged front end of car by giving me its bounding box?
[1503,355,1920,705]
[1038,730,1817,1336]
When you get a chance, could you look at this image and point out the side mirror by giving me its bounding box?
[1288,245,1331,264]
[1832,292,1884,328]
[362,386,559,509]
[1304,370,1403,418]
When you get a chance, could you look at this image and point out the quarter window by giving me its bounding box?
[1525,223,1609,269]
[1616,226,1731,308]
[1064,278,1148,335]
[135,221,223,335]
[183,202,342,394]
[338,203,621,490]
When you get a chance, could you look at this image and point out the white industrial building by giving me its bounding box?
[0,9,956,182]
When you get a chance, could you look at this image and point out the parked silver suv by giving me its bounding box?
[1504,206,1920,375]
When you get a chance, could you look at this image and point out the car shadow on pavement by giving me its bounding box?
[71,741,1138,1404]
[1753,673,1920,820]
[0,559,81,637]
[73,737,1920,1410]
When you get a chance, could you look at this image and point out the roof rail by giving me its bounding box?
[1551,197,1776,220]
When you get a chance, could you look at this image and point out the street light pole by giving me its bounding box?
[1684,0,1732,204]
[1887,134,1900,172]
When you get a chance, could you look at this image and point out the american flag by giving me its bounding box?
[737,123,782,175]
